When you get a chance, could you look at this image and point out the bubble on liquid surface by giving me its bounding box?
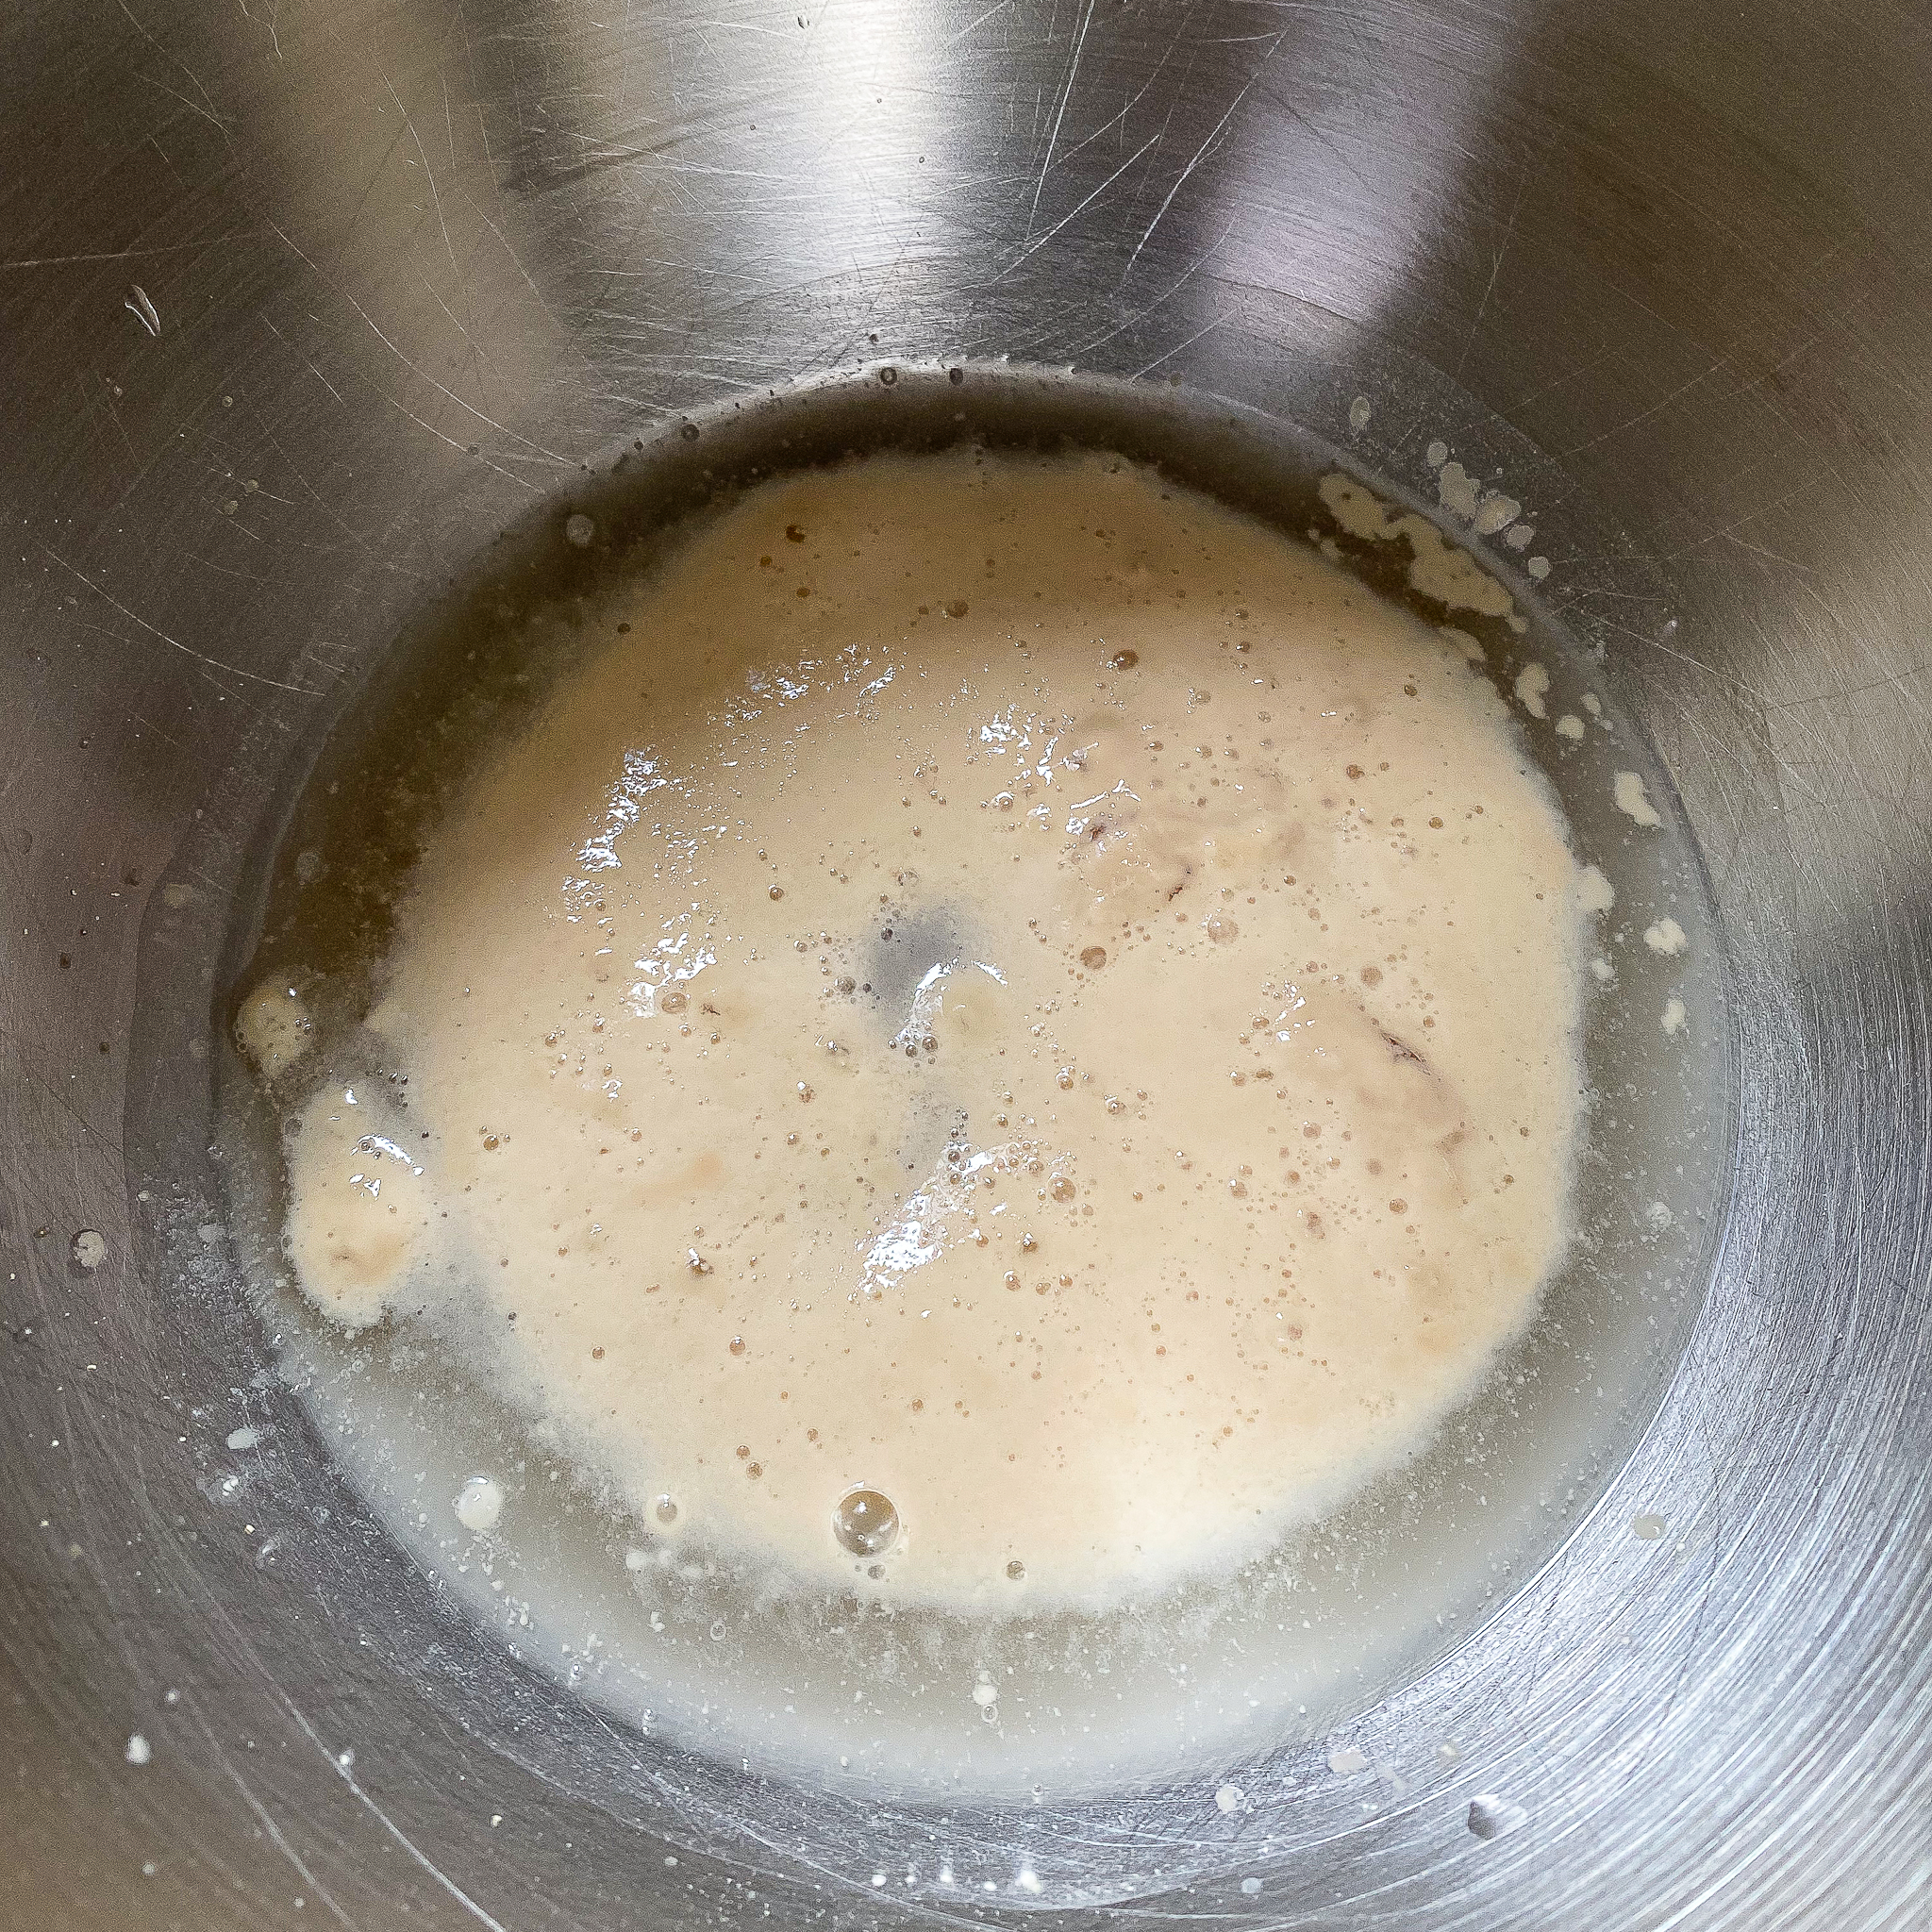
[455,1475,504,1533]
[833,1487,899,1557]
[655,1494,680,1524]
[564,512,595,547]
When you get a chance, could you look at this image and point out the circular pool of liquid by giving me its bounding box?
[215,378,1728,1830]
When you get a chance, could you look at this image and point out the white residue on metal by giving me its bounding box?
[1435,459,1520,535]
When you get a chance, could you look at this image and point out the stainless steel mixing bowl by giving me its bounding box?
[5,1,1929,1925]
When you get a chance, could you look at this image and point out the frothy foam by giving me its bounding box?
[273,448,1586,1612]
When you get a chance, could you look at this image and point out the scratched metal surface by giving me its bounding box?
[4,0,1931,1925]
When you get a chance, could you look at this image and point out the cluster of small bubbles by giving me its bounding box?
[833,1488,899,1557]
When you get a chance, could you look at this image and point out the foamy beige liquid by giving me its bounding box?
[273,448,1586,1612]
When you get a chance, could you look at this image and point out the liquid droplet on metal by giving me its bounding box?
[124,285,160,337]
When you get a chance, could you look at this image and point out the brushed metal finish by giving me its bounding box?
[4,1,1929,1926]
